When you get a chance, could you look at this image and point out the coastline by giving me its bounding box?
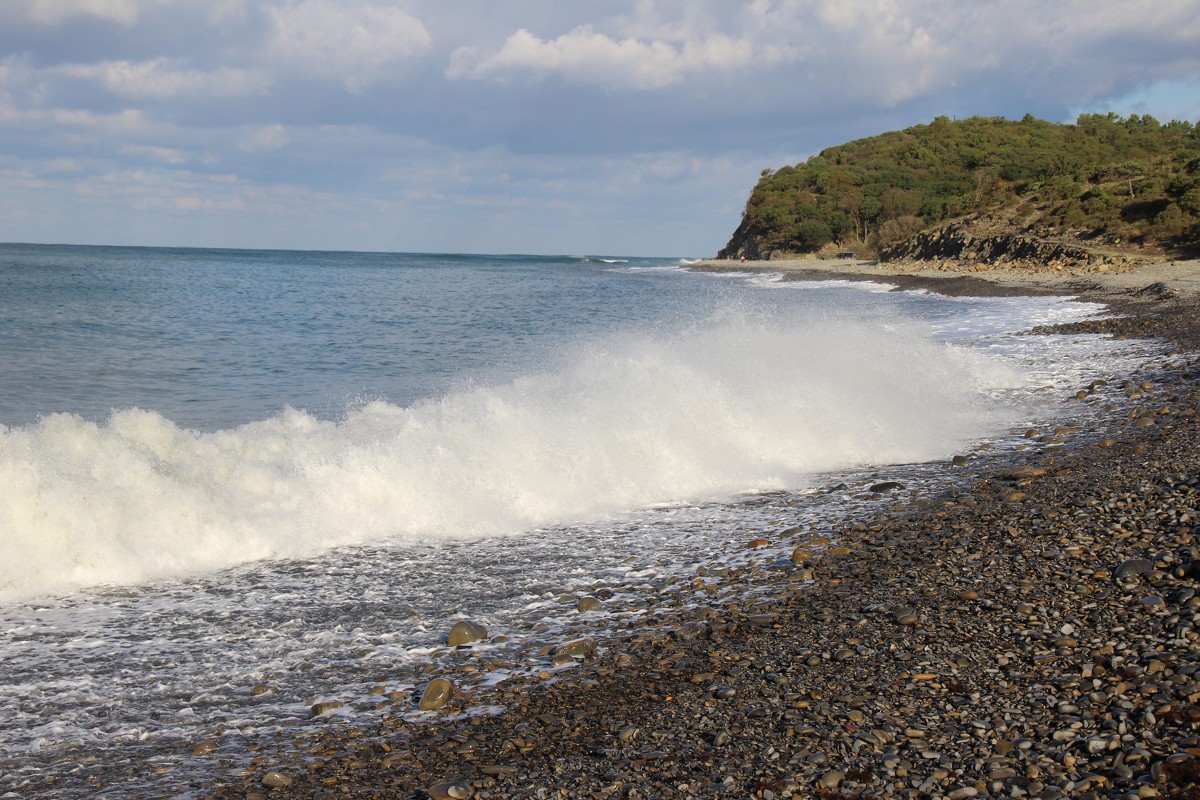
[689,255,1200,302]
[207,259,1200,800]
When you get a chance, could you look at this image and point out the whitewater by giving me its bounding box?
[0,244,1152,797]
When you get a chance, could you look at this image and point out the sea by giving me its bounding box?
[0,243,1156,797]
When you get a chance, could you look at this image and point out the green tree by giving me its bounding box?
[797,219,834,249]
[719,113,1200,258]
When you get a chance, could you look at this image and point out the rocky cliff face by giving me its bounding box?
[716,208,1153,270]
[878,220,1144,270]
[715,215,769,260]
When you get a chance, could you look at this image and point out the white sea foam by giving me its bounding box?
[0,310,1021,602]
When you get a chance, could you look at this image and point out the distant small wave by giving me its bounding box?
[574,256,630,264]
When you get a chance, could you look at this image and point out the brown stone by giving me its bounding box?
[418,678,454,711]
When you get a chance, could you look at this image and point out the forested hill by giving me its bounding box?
[717,114,1200,263]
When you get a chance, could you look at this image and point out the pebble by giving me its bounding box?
[1002,465,1046,479]
[576,596,602,612]
[1114,558,1156,581]
[426,780,473,799]
[553,637,597,659]
[418,678,454,711]
[479,765,518,777]
[818,770,845,789]
[261,771,291,788]
[790,548,813,564]
[448,620,488,646]
[309,701,343,718]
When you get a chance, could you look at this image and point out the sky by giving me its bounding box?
[1,0,1199,257]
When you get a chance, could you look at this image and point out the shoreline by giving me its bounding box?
[688,256,1200,301]
[206,261,1200,800]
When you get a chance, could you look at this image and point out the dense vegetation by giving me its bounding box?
[720,114,1200,259]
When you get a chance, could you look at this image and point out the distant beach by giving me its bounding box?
[690,254,1200,301]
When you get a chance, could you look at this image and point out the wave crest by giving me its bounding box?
[0,310,1019,601]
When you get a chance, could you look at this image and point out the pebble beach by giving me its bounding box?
[202,257,1200,800]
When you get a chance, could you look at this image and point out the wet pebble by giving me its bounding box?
[261,771,291,789]
[448,620,488,646]
[418,678,454,711]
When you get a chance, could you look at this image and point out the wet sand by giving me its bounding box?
[205,258,1200,800]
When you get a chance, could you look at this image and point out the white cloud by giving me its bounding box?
[799,0,1200,107]
[1,0,1198,255]
[238,124,290,153]
[43,157,85,173]
[62,166,292,215]
[121,144,191,165]
[56,59,270,100]
[7,0,254,30]
[19,0,145,26]
[2,105,149,136]
[266,1,433,91]
[638,152,704,180]
[448,24,794,89]
[443,0,1199,108]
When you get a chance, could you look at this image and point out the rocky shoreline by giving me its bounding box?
[687,256,1200,303]
[204,264,1200,800]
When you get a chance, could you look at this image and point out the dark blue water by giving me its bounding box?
[0,245,703,429]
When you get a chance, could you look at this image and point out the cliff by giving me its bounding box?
[877,213,1150,271]
[717,114,1200,265]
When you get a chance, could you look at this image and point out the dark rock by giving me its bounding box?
[418,678,454,711]
[576,596,602,612]
[880,221,1101,267]
[427,780,473,799]
[1140,281,1173,296]
[479,765,518,777]
[191,740,219,757]
[554,637,598,659]
[261,772,291,788]
[1113,558,1155,582]
[309,701,343,718]
[448,620,487,646]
